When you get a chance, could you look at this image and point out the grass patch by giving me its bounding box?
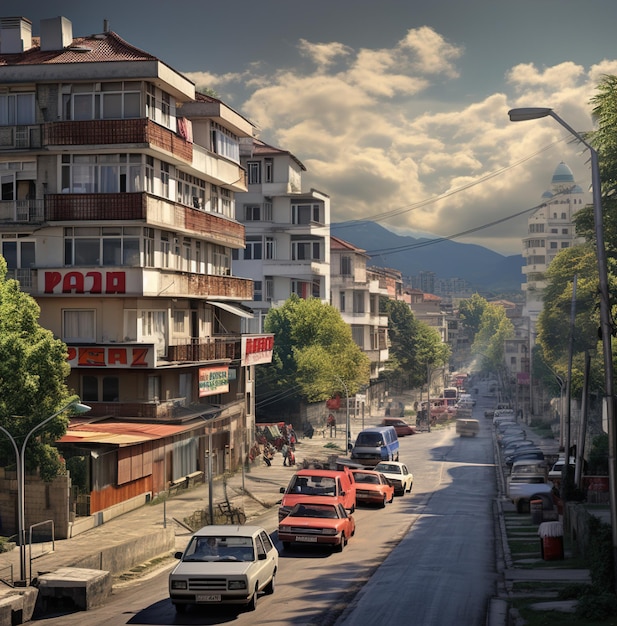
[324,442,343,451]
[509,539,540,554]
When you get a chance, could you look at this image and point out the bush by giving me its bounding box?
[576,591,617,620]
[587,516,614,593]
[588,433,609,474]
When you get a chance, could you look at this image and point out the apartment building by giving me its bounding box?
[0,15,268,518]
[523,161,589,324]
[233,138,330,332]
[330,236,389,379]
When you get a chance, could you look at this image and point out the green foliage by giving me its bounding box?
[458,293,488,338]
[257,296,370,409]
[588,433,609,475]
[587,515,615,593]
[381,298,449,388]
[576,591,617,620]
[0,257,75,481]
[471,302,514,371]
[66,456,88,493]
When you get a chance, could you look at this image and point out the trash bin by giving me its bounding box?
[530,499,543,524]
[538,521,564,560]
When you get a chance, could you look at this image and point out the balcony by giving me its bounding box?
[0,199,44,223]
[43,119,193,163]
[167,336,241,363]
[0,124,42,150]
[45,192,245,247]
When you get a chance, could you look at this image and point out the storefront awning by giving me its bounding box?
[210,301,254,318]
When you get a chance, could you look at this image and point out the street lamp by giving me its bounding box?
[0,399,91,583]
[509,106,617,590]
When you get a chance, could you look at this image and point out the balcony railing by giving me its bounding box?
[167,336,241,363]
[0,124,42,150]
[43,119,193,163]
[0,199,44,223]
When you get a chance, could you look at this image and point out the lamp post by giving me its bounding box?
[509,107,617,590]
[0,400,91,583]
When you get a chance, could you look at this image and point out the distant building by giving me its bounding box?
[522,162,589,325]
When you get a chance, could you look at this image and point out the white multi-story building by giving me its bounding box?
[330,237,389,379]
[0,15,269,523]
[234,138,330,331]
[522,162,589,324]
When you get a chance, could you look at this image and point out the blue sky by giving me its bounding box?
[4,1,617,255]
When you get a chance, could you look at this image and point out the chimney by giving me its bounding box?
[40,16,73,52]
[0,16,33,54]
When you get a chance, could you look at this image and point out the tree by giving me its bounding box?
[257,296,370,412]
[381,298,450,389]
[0,257,76,481]
[458,293,489,339]
[472,302,514,372]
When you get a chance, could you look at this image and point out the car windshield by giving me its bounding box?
[355,433,383,446]
[375,463,400,474]
[289,504,338,518]
[289,475,336,496]
[183,536,255,562]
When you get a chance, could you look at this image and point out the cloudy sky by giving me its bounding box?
[5,1,617,255]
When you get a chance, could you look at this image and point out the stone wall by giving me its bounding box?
[0,469,71,540]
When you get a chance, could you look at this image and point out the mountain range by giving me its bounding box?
[330,221,525,294]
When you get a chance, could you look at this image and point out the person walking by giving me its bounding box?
[281,442,289,466]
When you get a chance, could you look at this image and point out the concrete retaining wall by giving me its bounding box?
[67,527,175,575]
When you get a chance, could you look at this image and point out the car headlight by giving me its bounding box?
[170,579,187,590]
[228,580,247,590]
[322,528,337,535]
[279,525,291,533]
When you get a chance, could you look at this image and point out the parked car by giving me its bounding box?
[169,525,278,613]
[503,440,537,457]
[373,461,413,496]
[278,468,356,521]
[278,499,356,552]
[380,417,416,437]
[350,469,395,507]
[548,456,576,479]
[505,449,544,468]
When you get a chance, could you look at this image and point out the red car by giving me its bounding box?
[351,469,394,508]
[380,418,416,437]
[278,498,356,552]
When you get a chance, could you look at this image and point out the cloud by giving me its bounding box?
[191,27,606,255]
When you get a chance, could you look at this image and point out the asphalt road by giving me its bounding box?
[32,388,499,626]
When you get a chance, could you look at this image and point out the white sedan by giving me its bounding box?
[373,461,413,496]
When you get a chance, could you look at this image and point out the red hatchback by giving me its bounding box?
[380,418,416,437]
[351,469,394,508]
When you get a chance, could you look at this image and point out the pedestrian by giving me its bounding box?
[281,442,289,466]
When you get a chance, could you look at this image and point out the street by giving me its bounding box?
[31,391,499,626]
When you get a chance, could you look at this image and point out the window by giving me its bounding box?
[1,238,35,269]
[351,325,364,347]
[264,158,273,183]
[254,280,262,301]
[0,92,35,125]
[265,237,275,259]
[212,244,231,276]
[550,242,558,249]
[160,231,170,268]
[292,279,320,299]
[353,292,365,314]
[341,256,352,276]
[244,202,272,221]
[177,171,206,209]
[63,310,95,342]
[340,291,346,312]
[561,242,570,248]
[561,212,567,219]
[562,228,569,235]
[139,310,167,357]
[292,240,321,261]
[160,162,170,198]
[61,153,143,194]
[292,203,321,224]
[62,82,141,121]
[64,226,141,267]
[82,376,120,402]
[173,310,186,334]
[210,123,240,163]
[247,162,261,185]
[265,277,274,301]
[244,237,262,260]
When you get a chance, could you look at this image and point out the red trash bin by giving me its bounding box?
[539,521,564,560]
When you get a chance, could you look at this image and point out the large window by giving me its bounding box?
[0,92,35,125]
[82,375,120,402]
[247,162,261,185]
[341,256,352,276]
[292,203,322,225]
[244,237,262,260]
[64,226,141,266]
[1,238,35,269]
[292,279,320,299]
[62,81,141,121]
[244,202,272,221]
[292,239,321,261]
[211,122,240,163]
[61,153,143,193]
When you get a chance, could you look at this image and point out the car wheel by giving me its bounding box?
[408,482,413,493]
[282,541,291,550]
[246,587,258,611]
[380,494,387,508]
[173,603,186,614]
[264,573,276,595]
[336,534,346,552]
